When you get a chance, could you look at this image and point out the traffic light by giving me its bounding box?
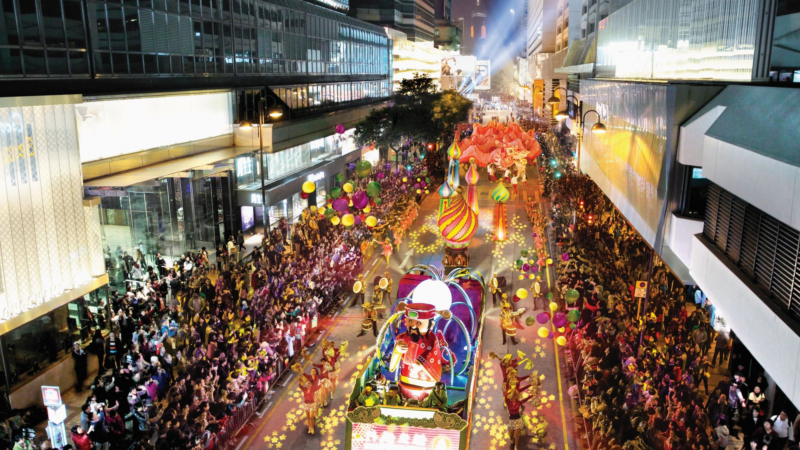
[587,214,594,225]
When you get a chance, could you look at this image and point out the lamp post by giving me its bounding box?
[548,87,606,173]
[238,96,283,238]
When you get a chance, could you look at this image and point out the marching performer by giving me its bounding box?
[293,363,320,434]
[320,340,347,399]
[353,274,366,305]
[504,379,538,450]
[489,273,501,305]
[357,302,378,337]
[500,301,525,345]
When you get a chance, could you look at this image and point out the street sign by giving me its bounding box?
[41,386,61,407]
[634,281,648,298]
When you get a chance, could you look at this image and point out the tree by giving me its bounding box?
[432,90,473,138]
[354,103,440,153]
[397,73,437,100]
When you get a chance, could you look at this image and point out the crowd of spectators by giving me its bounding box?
[9,161,425,450]
[535,131,800,450]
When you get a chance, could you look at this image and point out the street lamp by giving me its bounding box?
[549,86,606,172]
[238,96,283,236]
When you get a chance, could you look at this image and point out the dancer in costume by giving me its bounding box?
[320,340,347,399]
[500,301,525,345]
[357,302,378,337]
[293,364,320,434]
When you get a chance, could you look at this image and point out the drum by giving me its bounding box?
[361,319,374,330]
[353,281,363,293]
[379,277,389,290]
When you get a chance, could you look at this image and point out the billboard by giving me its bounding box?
[440,56,476,90]
[474,60,490,90]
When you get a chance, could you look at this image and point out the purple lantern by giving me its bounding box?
[332,198,349,212]
[522,263,530,272]
[377,172,385,179]
[561,252,570,261]
[553,312,567,328]
[354,215,362,225]
[536,312,550,324]
[335,124,346,134]
[352,191,369,209]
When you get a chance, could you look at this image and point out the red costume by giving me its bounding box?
[389,303,455,401]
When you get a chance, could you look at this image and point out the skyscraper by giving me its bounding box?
[464,0,488,56]
[349,0,437,42]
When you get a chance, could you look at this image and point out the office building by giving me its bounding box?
[0,0,391,409]
[349,0,436,42]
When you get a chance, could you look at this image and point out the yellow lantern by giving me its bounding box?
[556,336,567,346]
[318,206,326,215]
[343,182,354,193]
[302,181,316,194]
[342,214,355,227]
[363,206,371,213]
[331,216,341,225]
[365,216,377,227]
[549,302,558,312]
[537,327,549,338]
[516,288,528,299]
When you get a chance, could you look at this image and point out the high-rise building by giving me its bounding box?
[0,0,391,410]
[349,0,437,42]
[463,0,488,57]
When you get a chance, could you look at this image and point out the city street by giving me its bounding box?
[236,165,578,450]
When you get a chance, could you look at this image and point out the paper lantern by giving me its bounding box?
[366,181,382,198]
[331,216,341,225]
[525,317,536,326]
[565,289,580,304]
[437,187,478,248]
[448,141,461,159]
[561,252,570,261]
[352,191,368,209]
[491,183,510,203]
[332,198,349,213]
[553,312,566,328]
[537,327,549,338]
[365,216,377,227]
[356,160,372,177]
[302,181,316,194]
[536,312,549,324]
[341,214,355,227]
[556,336,567,346]
[549,302,558,312]
[567,309,580,322]
[330,187,342,199]
[343,182,354,193]
[516,288,528,299]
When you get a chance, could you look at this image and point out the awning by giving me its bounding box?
[84,146,253,187]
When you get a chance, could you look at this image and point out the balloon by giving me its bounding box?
[356,160,372,177]
[363,206,371,213]
[521,263,530,272]
[330,216,340,225]
[354,215,362,225]
[518,275,524,281]
[531,266,539,274]
[365,216,377,227]
[416,189,421,194]
[352,191,368,209]
[567,309,580,322]
[425,177,430,183]
[516,288,528,299]
[377,172,385,179]
[532,232,538,237]
[403,177,408,182]
[425,190,429,194]
[546,258,553,265]
[324,208,335,219]
[549,302,558,312]
[561,252,570,261]
[302,181,316,194]
[332,198,349,212]
[537,327,549,338]
[547,330,554,339]
[536,312,550,324]
[374,198,382,205]
[570,323,577,329]
[335,173,345,183]
[512,295,520,303]
[300,191,309,199]
[553,312,566,328]
[515,258,524,267]
[525,316,536,326]
[558,327,566,333]
[556,336,567,346]
[565,289,580,304]
[546,292,554,300]
[330,187,342,199]
[521,250,529,257]
[342,214,355,227]
[310,205,317,212]
[529,274,536,280]
[343,182,354,193]
[366,181,382,198]
[335,124,345,134]
[318,206,326,215]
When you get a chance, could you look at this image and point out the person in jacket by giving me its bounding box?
[70,425,93,450]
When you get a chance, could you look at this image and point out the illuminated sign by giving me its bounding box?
[307,171,325,182]
[41,386,62,407]
[350,423,460,450]
[237,157,253,176]
[251,193,263,204]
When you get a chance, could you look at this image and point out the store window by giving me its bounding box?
[0,286,109,395]
[679,166,710,219]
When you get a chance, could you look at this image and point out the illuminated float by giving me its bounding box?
[437,186,478,272]
[491,182,510,241]
[464,158,479,214]
[345,266,486,450]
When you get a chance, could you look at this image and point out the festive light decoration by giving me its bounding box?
[302,181,316,194]
[491,182,510,241]
[446,140,461,190]
[437,187,478,248]
[465,158,480,214]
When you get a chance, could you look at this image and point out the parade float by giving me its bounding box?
[344,266,486,450]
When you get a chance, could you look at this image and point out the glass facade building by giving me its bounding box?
[0,0,390,79]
